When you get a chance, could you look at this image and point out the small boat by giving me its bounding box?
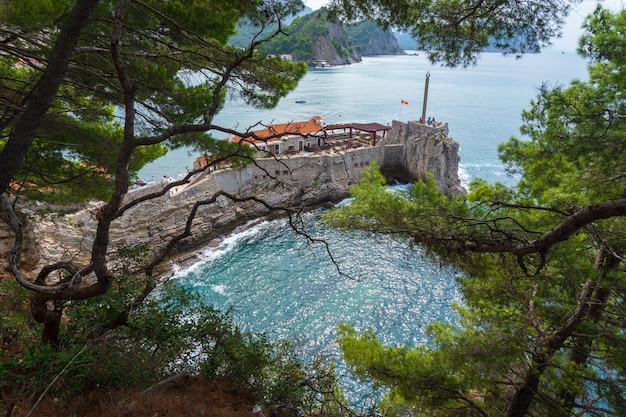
[135,179,147,186]
[312,60,329,68]
[295,99,306,104]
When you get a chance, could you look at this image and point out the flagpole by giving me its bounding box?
[421,72,430,123]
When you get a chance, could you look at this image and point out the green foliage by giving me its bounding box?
[197,310,344,413]
[345,20,379,48]
[1,274,344,413]
[261,10,332,61]
[338,323,472,416]
[578,5,626,68]
[329,7,626,416]
[0,0,71,30]
[331,38,350,58]
[236,55,309,108]
[198,312,271,387]
[498,6,626,246]
[1,244,344,413]
[324,161,468,262]
[0,278,38,391]
[229,4,308,48]
[0,278,35,348]
[1,0,307,204]
[329,0,577,67]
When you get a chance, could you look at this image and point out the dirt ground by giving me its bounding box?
[6,375,258,417]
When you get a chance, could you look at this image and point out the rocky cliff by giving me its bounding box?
[257,10,406,66]
[2,120,464,279]
[311,20,361,65]
[346,21,406,56]
[358,29,405,56]
[386,120,466,195]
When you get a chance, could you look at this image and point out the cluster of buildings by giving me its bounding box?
[193,115,392,170]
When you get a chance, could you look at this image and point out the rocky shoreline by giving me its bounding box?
[1,119,465,281]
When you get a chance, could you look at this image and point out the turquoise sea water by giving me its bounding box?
[146,50,590,395]
[175,207,462,352]
[175,206,462,402]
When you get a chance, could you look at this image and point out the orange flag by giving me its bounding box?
[401,99,409,105]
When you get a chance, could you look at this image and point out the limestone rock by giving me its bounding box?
[2,119,464,278]
[311,20,361,65]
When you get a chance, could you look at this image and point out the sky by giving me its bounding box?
[304,0,625,51]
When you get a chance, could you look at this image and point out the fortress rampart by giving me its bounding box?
[10,120,465,276]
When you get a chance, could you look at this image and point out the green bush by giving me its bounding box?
[0,277,36,347]
[1,245,348,416]
[195,307,346,415]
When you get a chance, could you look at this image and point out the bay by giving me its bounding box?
[140,49,589,184]
[147,50,589,394]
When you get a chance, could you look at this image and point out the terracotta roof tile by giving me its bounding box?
[230,116,324,144]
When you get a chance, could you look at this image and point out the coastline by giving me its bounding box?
[5,119,462,283]
[152,201,336,280]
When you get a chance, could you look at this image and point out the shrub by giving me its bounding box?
[195,306,346,415]
[1,242,348,416]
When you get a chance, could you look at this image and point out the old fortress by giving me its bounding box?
[23,116,465,277]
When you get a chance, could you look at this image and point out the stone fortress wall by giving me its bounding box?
[12,120,465,277]
[176,119,464,198]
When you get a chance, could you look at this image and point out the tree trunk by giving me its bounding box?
[0,0,100,195]
[507,358,545,417]
[30,294,63,346]
[506,244,622,417]
[506,279,597,417]
[560,248,620,413]
[0,0,101,347]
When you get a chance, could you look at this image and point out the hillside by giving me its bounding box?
[346,20,405,56]
[231,9,405,66]
[259,9,360,65]
[7,376,256,417]
[228,6,312,49]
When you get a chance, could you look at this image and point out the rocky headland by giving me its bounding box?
[1,120,464,280]
[345,20,406,56]
[236,9,406,67]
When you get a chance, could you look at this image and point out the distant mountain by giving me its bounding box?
[393,31,418,51]
[346,20,405,56]
[260,9,361,66]
[228,6,313,49]
[392,30,540,54]
[230,9,405,66]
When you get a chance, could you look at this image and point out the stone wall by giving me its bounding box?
[386,120,465,195]
[205,119,464,198]
[2,120,465,278]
